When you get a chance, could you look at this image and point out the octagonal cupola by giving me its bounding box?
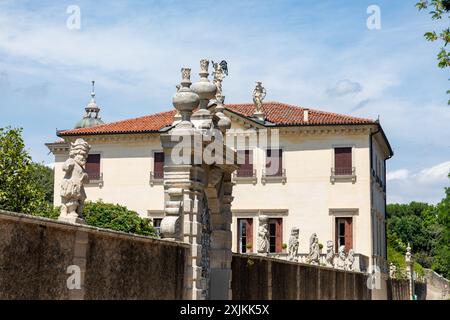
[74,81,105,129]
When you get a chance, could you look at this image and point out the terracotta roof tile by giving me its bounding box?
[226,102,375,126]
[58,102,375,136]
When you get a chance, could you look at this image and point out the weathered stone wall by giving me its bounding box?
[231,253,372,300]
[0,210,188,300]
[386,279,410,300]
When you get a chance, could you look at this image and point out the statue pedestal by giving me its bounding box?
[58,215,86,225]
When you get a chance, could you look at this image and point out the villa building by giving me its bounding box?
[46,84,393,270]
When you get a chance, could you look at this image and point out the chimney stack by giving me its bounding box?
[303,108,309,122]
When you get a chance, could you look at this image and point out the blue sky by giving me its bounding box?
[0,0,449,204]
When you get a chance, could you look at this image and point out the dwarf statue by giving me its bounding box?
[389,263,397,279]
[345,249,355,271]
[257,215,270,255]
[59,138,91,224]
[288,227,300,261]
[336,245,347,270]
[325,240,335,267]
[307,233,320,265]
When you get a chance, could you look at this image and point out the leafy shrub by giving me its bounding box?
[83,201,157,237]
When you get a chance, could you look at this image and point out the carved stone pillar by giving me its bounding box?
[160,61,237,300]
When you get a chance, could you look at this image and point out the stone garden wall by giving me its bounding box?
[0,210,188,299]
[231,253,372,300]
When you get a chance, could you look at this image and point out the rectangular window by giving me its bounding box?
[268,218,283,253]
[153,218,163,236]
[335,217,353,252]
[86,154,101,180]
[237,150,253,177]
[237,218,253,253]
[266,149,283,176]
[153,152,164,179]
[334,147,352,175]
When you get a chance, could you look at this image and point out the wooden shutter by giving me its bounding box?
[266,149,282,176]
[85,154,100,180]
[237,150,253,177]
[275,218,283,253]
[344,217,353,252]
[334,147,352,175]
[246,218,253,253]
[154,152,164,179]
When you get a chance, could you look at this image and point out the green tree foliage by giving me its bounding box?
[83,201,157,237]
[387,174,450,278]
[416,0,450,104]
[0,127,53,215]
[30,162,54,204]
[433,173,450,277]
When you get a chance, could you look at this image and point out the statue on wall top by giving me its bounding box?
[336,245,347,269]
[389,263,397,279]
[288,227,299,261]
[252,81,266,113]
[59,138,91,224]
[257,215,270,255]
[325,240,335,267]
[345,249,355,271]
[308,233,320,265]
[405,243,412,264]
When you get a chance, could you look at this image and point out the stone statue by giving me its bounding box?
[252,81,266,113]
[405,243,412,263]
[345,249,355,271]
[307,233,320,265]
[325,240,335,267]
[288,227,299,261]
[257,215,270,255]
[212,60,225,100]
[336,245,347,269]
[59,138,91,224]
[389,263,397,279]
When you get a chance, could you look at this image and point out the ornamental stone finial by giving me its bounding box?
[191,59,216,126]
[172,68,199,128]
[59,138,91,224]
[191,59,216,102]
[252,81,266,121]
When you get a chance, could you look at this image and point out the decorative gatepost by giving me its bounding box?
[160,60,238,300]
[405,243,414,300]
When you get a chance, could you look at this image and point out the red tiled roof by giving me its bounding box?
[59,110,176,136]
[58,102,375,136]
[226,102,375,126]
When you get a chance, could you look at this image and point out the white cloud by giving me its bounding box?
[387,161,450,204]
[387,169,409,181]
[326,79,362,97]
[416,161,450,184]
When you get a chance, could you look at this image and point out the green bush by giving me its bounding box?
[83,201,157,237]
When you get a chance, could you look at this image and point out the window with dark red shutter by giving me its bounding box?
[237,150,253,177]
[335,217,353,253]
[153,152,164,179]
[85,154,101,180]
[269,218,283,253]
[266,149,282,176]
[237,218,253,253]
[334,147,352,175]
